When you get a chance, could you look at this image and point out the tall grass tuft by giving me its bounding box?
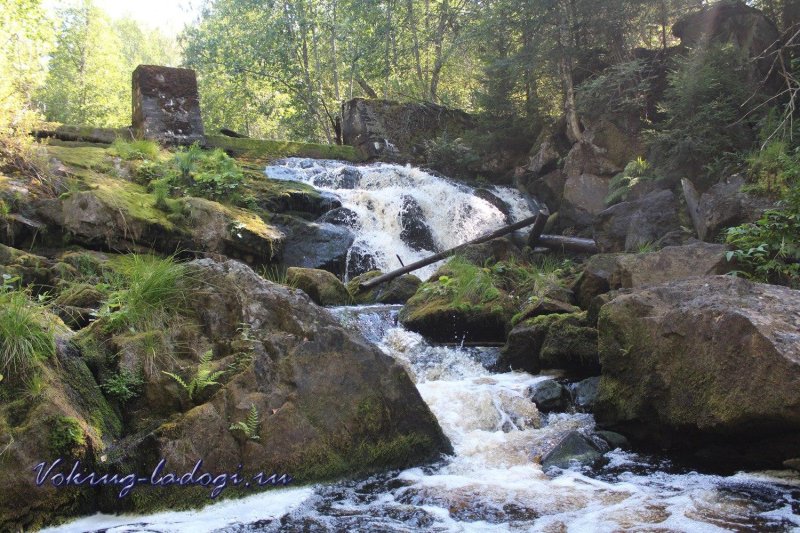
[105,254,191,332]
[0,288,56,385]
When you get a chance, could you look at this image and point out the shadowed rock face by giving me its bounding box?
[132,65,205,146]
[595,276,800,468]
[340,98,475,161]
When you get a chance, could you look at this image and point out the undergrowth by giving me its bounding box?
[0,275,56,387]
[102,254,193,333]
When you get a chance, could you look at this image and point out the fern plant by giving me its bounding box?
[229,404,261,440]
[162,350,225,400]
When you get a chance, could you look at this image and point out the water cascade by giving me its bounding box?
[265,158,537,280]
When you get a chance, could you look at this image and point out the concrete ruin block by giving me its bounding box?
[132,65,205,146]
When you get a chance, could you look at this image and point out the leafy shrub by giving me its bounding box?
[101,368,144,402]
[605,157,655,205]
[725,184,800,287]
[647,43,760,182]
[103,254,191,332]
[0,276,56,385]
[110,138,161,161]
[163,350,225,400]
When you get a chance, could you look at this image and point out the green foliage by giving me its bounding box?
[725,185,800,287]
[36,0,177,127]
[229,404,260,440]
[577,59,656,120]
[745,140,800,196]
[605,157,655,205]
[647,43,760,181]
[151,179,171,212]
[0,275,56,386]
[0,0,52,134]
[162,350,225,400]
[423,136,480,178]
[109,138,161,161]
[100,367,143,402]
[103,254,191,333]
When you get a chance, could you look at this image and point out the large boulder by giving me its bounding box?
[595,276,800,467]
[347,271,422,305]
[132,65,205,146]
[183,197,285,264]
[341,98,475,161]
[682,175,773,241]
[0,339,122,531]
[593,189,683,252]
[280,220,355,276]
[399,195,436,252]
[562,142,621,178]
[519,170,567,212]
[286,267,350,306]
[145,258,451,469]
[574,242,733,308]
[560,174,611,230]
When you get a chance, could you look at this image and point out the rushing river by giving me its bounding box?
[45,160,800,532]
[47,305,800,532]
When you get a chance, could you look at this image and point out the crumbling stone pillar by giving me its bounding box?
[132,65,205,146]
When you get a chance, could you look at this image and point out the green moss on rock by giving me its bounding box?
[206,135,363,162]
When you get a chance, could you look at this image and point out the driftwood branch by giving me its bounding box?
[360,209,551,290]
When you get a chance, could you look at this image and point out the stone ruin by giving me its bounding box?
[132,65,205,146]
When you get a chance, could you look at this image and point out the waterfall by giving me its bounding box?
[265,158,537,280]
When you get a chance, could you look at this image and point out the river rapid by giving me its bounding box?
[44,160,800,532]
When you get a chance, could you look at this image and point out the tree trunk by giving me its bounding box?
[356,73,379,98]
[331,0,340,102]
[556,0,582,142]
[384,0,393,98]
[407,0,425,88]
[429,0,449,102]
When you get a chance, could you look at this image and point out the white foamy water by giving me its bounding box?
[47,305,800,532]
[265,158,537,280]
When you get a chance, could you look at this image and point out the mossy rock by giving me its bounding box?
[399,294,514,343]
[347,271,422,305]
[286,267,350,306]
[53,283,105,308]
[500,312,598,376]
[539,313,600,376]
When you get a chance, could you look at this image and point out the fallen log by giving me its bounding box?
[359,210,549,291]
[536,234,598,254]
[33,124,132,144]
